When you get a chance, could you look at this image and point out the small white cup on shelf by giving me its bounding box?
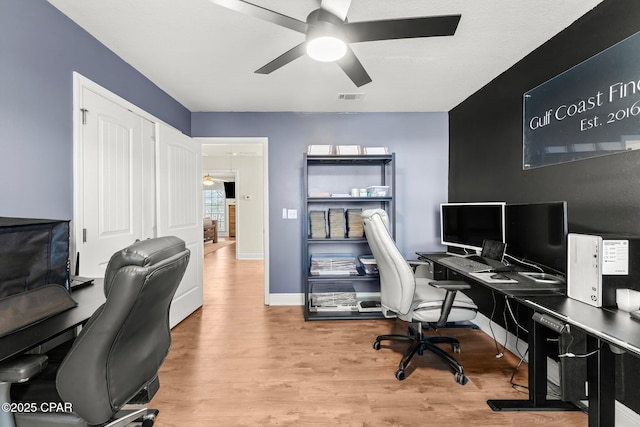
[616,288,640,312]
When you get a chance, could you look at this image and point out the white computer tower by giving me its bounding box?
[567,233,640,307]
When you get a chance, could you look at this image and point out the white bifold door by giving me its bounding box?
[76,83,202,327]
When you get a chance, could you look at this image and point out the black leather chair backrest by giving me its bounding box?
[56,236,190,425]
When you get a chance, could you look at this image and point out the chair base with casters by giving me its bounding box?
[373,279,476,385]
[374,321,468,384]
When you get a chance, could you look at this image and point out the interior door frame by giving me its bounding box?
[199,138,270,305]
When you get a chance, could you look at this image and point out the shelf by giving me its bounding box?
[307,197,392,203]
[308,273,379,282]
[306,154,393,165]
[302,152,395,321]
[307,310,387,321]
[307,237,368,243]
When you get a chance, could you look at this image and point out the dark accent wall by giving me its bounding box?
[450,0,640,412]
[0,0,190,220]
[450,0,640,235]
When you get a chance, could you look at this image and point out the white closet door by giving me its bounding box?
[156,123,204,327]
[78,88,144,277]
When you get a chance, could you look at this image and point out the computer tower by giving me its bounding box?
[559,329,588,401]
[567,233,640,307]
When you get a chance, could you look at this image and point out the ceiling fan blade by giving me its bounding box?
[255,42,307,74]
[343,14,461,43]
[320,0,352,21]
[209,0,307,33]
[336,47,372,87]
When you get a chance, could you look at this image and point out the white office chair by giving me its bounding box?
[362,209,478,384]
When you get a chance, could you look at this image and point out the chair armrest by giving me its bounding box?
[407,259,430,266]
[428,280,471,291]
[0,355,47,383]
[428,280,471,328]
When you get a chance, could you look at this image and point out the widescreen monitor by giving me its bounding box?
[440,202,506,253]
[505,201,568,275]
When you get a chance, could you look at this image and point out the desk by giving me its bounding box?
[519,295,640,427]
[419,254,581,412]
[0,282,105,362]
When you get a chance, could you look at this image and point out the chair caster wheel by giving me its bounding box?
[373,341,381,350]
[455,373,468,385]
[453,343,461,353]
[395,369,406,381]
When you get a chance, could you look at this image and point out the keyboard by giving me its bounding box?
[438,256,493,273]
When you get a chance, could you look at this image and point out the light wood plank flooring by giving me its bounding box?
[151,244,587,426]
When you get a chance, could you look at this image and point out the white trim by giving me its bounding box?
[237,253,264,260]
[268,293,304,306]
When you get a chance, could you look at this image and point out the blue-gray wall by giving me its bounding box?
[0,0,190,220]
[1,0,450,296]
[192,112,449,294]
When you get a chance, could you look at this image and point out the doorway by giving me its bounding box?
[199,138,270,304]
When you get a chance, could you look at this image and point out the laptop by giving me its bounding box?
[466,240,507,269]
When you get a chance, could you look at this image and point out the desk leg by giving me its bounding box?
[587,336,615,427]
[487,312,580,412]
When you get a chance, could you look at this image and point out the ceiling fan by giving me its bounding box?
[209,0,461,87]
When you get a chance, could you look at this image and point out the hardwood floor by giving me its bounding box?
[151,244,587,426]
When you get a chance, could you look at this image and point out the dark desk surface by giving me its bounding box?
[0,281,105,362]
[420,252,566,296]
[519,295,640,357]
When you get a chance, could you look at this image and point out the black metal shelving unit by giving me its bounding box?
[302,153,395,320]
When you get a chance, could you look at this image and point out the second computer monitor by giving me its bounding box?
[505,201,568,275]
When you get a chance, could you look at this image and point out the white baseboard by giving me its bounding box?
[268,293,304,306]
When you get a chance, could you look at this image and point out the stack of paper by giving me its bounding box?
[309,253,358,276]
[308,191,331,198]
[328,208,345,238]
[309,210,327,239]
[336,145,361,155]
[310,282,357,309]
[307,145,333,155]
[363,146,388,154]
[346,209,364,238]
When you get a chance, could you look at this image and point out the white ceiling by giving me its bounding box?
[48,0,603,113]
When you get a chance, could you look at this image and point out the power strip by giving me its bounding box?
[532,312,568,334]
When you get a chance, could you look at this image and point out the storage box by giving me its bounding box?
[358,255,378,275]
[367,186,390,197]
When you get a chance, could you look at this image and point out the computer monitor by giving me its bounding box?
[505,201,568,275]
[440,202,506,253]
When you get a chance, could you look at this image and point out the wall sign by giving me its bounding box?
[523,31,640,169]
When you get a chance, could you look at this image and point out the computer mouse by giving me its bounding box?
[491,274,510,280]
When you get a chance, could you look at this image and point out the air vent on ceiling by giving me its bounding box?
[338,93,365,101]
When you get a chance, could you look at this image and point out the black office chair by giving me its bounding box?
[0,236,190,427]
[362,209,478,384]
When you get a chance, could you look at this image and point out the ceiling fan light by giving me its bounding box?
[306,36,347,62]
[203,175,215,186]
